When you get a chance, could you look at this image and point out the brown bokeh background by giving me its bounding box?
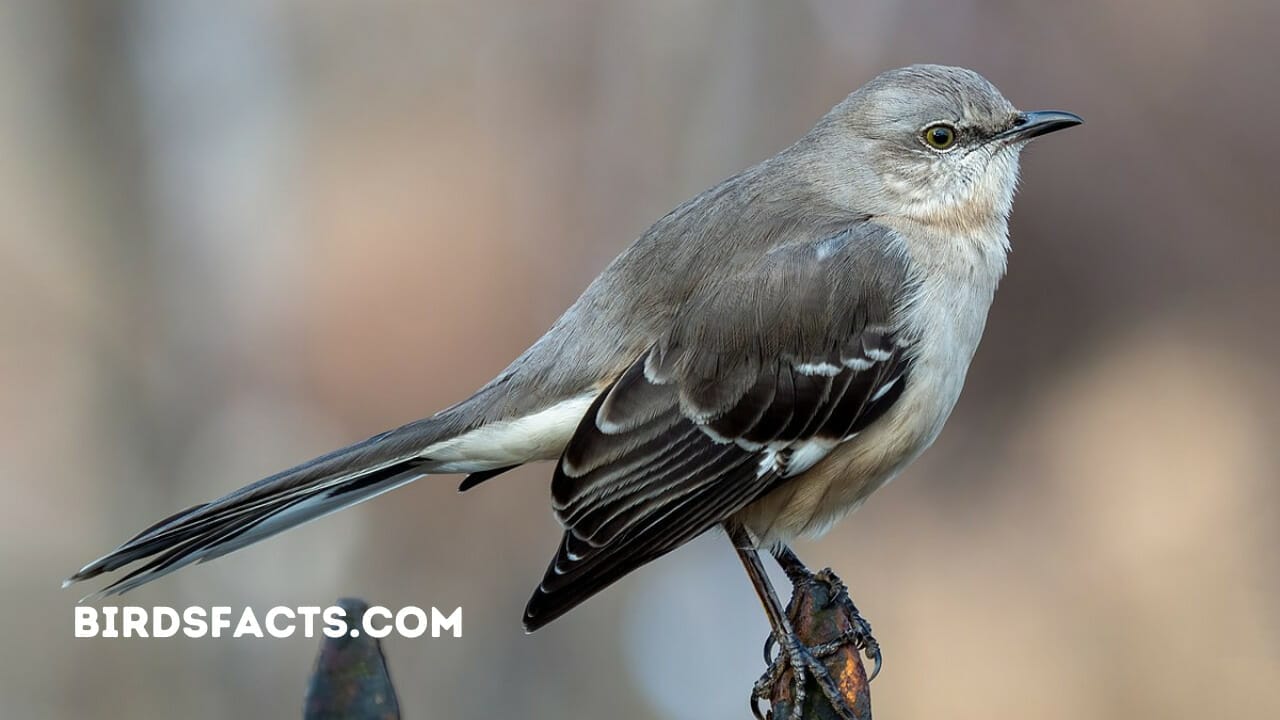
[3,1,1277,718]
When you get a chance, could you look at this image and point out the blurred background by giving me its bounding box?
[3,0,1278,717]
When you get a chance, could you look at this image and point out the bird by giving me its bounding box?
[68,64,1079,717]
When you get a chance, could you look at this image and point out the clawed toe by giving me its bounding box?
[752,632,862,720]
[826,577,880,681]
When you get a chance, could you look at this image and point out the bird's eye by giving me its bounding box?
[922,123,957,151]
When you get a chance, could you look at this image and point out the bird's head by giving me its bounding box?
[804,64,1081,236]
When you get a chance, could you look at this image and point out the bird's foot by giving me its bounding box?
[752,629,861,720]
[822,572,880,681]
[752,566,878,719]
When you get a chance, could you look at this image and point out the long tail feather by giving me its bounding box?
[67,453,431,598]
[65,385,588,598]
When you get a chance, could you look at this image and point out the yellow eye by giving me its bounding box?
[923,123,957,150]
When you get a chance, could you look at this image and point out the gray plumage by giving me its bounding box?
[66,65,1080,630]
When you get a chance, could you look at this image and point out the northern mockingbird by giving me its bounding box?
[68,64,1079,716]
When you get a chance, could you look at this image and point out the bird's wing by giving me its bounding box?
[523,222,918,629]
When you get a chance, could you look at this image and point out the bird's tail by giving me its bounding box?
[65,418,458,598]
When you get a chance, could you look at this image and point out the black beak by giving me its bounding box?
[995,110,1083,142]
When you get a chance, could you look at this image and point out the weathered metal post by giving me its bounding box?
[304,598,401,720]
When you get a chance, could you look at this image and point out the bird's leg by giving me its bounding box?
[771,543,881,681]
[771,543,813,583]
[725,523,858,720]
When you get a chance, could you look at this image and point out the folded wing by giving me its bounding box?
[524,222,917,630]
